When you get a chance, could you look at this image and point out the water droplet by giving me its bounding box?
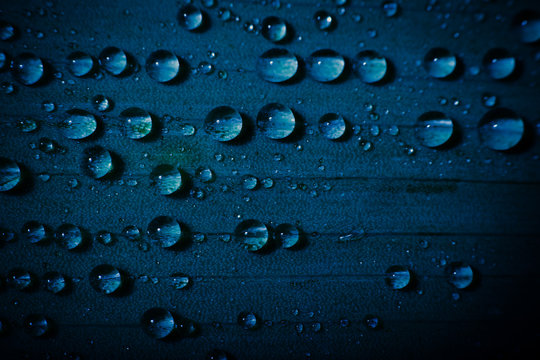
[446,262,474,289]
[150,164,183,195]
[92,94,111,112]
[336,230,365,243]
[196,167,215,183]
[364,315,380,329]
[193,232,206,243]
[352,50,387,83]
[201,0,216,9]
[235,219,270,252]
[17,117,38,132]
[21,221,48,244]
[198,61,214,75]
[123,225,141,241]
[382,1,399,17]
[89,264,124,294]
[141,308,177,339]
[275,223,301,249]
[237,311,259,330]
[7,268,34,290]
[0,228,15,243]
[43,271,67,294]
[24,314,52,337]
[95,230,114,246]
[415,111,454,148]
[145,50,180,83]
[82,146,113,179]
[204,106,243,141]
[60,109,97,139]
[512,10,540,43]
[257,103,296,139]
[206,349,232,360]
[423,48,456,79]
[312,322,322,332]
[121,107,153,139]
[0,157,21,192]
[262,16,287,42]
[178,5,203,30]
[170,273,190,290]
[0,21,16,41]
[262,177,274,188]
[385,265,411,290]
[242,175,258,190]
[99,47,128,76]
[256,48,298,83]
[41,100,55,113]
[483,48,516,80]
[218,234,231,243]
[481,93,497,108]
[306,49,345,82]
[55,223,84,250]
[66,51,95,77]
[313,10,335,31]
[217,70,228,79]
[478,108,524,151]
[217,8,231,22]
[147,216,183,248]
[11,53,44,85]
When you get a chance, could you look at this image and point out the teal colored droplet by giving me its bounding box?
[0,157,21,192]
[150,164,183,195]
[55,223,84,250]
[478,108,524,151]
[415,111,454,148]
[262,16,287,42]
[178,5,203,31]
[67,51,95,77]
[483,48,516,80]
[256,48,298,83]
[17,117,38,133]
[145,50,180,83]
[513,10,540,43]
[147,216,183,248]
[170,273,190,290]
[423,48,456,79]
[204,106,243,142]
[235,219,270,252]
[99,47,128,76]
[60,109,98,139]
[313,10,335,31]
[92,95,111,112]
[121,107,153,139]
[319,113,346,140]
[11,53,44,85]
[0,21,16,41]
[352,50,387,83]
[24,314,51,337]
[7,268,34,290]
[22,221,48,244]
[447,262,474,289]
[82,146,113,179]
[196,167,215,183]
[385,265,411,290]
[89,264,123,294]
[123,225,141,241]
[306,49,345,82]
[39,137,58,154]
[43,271,67,294]
[95,230,115,246]
[275,223,301,249]
[257,103,296,140]
[242,175,258,190]
[141,308,177,339]
[382,1,399,17]
[237,311,259,330]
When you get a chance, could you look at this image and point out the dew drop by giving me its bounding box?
[196,167,215,183]
[319,113,346,140]
[123,225,141,241]
[17,117,38,133]
[66,51,95,77]
[60,109,97,139]
[262,177,274,188]
[0,157,21,192]
[141,308,177,339]
[483,48,516,80]
[262,16,287,42]
[55,223,84,250]
[235,219,270,252]
[0,228,15,243]
[478,108,524,151]
[92,94,111,112]
[99,47,128,76]
[89,264,124,294]
[306,49,345,82]
[385,265,411,290]
[446,262,474,289]
[275,223,301,249]
[11,53,44,85]
[82,146,113,179]
[364,315,380,329]
[41,100,55,113]
[0,21,16,41]
[170,273,190,290]
[256,48,298,83]
[257,103,296,139]
[313,10,335,31]
[95,230,114,246]
[352,50,387,83]
[24,314,51,337]
[512,10,540,44]
[22,221,49,244]
[242,175,258,190]
[121,107,153,139]
[423,48,456,79]
[237,311,259,330]
[147,216,183,248]
[415,111,454,148]
[150,164,183,195]
[7,268,34,290]
[481,93,497,108]
[43,271,67,294]
[178,5,203,31]
[145,50,180,83]
[204,106,243,141]
[382,1,399,17]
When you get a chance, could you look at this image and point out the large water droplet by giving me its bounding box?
[513,10,540,43]
[306,49,345,82]
[7,268,34,290]
[313,10,335,31]
[257,103,296,139]
[178,5,204,30]
[237,311,259,330]
[483,48,516,80]
[66,51,95,77]
[204,106,243,141]
[275,223,301,249]
[147,216,183,248]
[423,48,456,79]
[319,113,347,140]
[150,164,183,195]
[0,157,21,192]
[59,109,98,139]
[55,223,84,250]
[89,264,124,294]
[141,308,177,339]
[24,314,52,337]
[385,265,411,290]
[478,108,524,151]
[256,48,298,83]
[121,107,153,139]
[352,50,387,83]
[22,221,49,244]
[415,111,454,148]
[145,50,180,83]
[99,47,128,76]
[262,16,287,42]
[82,146,113,179]
[235,219,270,252]
[446,262,474,289]
[11,53,44,85]
[43,271,67,294]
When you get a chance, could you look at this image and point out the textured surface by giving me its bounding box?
[1,0,540,359]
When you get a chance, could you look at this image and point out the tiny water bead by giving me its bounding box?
[482,93,498,108]
[242,175,258,190]
[7,268,34,290]
[257,103,296,140]
[256,48,298,83]
[0,21,16,41]
[11,53,44,85]
[364,315,381,330]
[513,10,540,44]
[123,225,141,241]
[82,146,113,179]
[0,157,21,192]
[41,100,55,113]
[18,117,38,132]
[22,221,49,244]
[55,223,84,250]
[382,1,399,17]
[147,216,183,248]
[478,108,524,151]
[66,51,95,77]
[204,106,243,142]
[43,271,67,294]
[306,49,345,82]
[385,265,411,290]
[92,94,111,112]
[237,311,259,330]
[89,264,124,295]
[196,167,215,183]
[415,111,454,148]
[95,230,115,245]
[141,308,177,339]
[170,273,190,290]
[178,5,203,31]
[483,48,516,80]
[446,262,474,289]
[99,47,128,76]
[262,16,287,42]
[121,107,153,139]
[24,314,52,337]
[150,164,183,195]
[275,223,301,249]
[352,50,387,83]
[423,48,457,79]
[145,50,180,83]
[235,219,270,252]
[59,109,98,139]
[319,113,347,140]
[314,10,335,31]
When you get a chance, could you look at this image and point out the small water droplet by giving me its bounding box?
[147,216,183,248]
[483,48,516,80]
[256,48,298,83]
[237,311,259,330]
[60,109,98,139]
[385,265,411,290]
[262,16,287,42]
[82,146,113,179]
[17,117,38,133]
[11,53,44,85]
[257,103,296,139]
[313,10,335,31]
[123,225,141,241]
[99,47,128,76]
[24,314,52,337]
[170,273,190,290]
[204,106,243,141]
[478,108,524,151]
[178,4,203,30]
[121,107,153,139]
[55,223,84,250]
[217,8,231,22]
[415,111,454,148]
[0,157,21,192]
[141,308,177,339]
[423,48,456,79]
[150,164,183,195]
[198,61,214,75]
[92,94,112,112]
[382,1,399,17]
[7,268,34,290]
[235,219,270,252]
[43,271,67,294]
[145,50,180,83]
[319,113,346,140]
[364,315,380,329]
[275,223,301,249]
[512,10,540,43]
[481,93,497,108]
[41,100,55,113]
[446,262,474,289]
[89,264,123,294]
[242,175,258,190]
[67,51,95,77]
[95,230,114,246]
[352,50,387,83]
[262,177,274,188]
[0,21,16,41]
[306,49,345,82]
